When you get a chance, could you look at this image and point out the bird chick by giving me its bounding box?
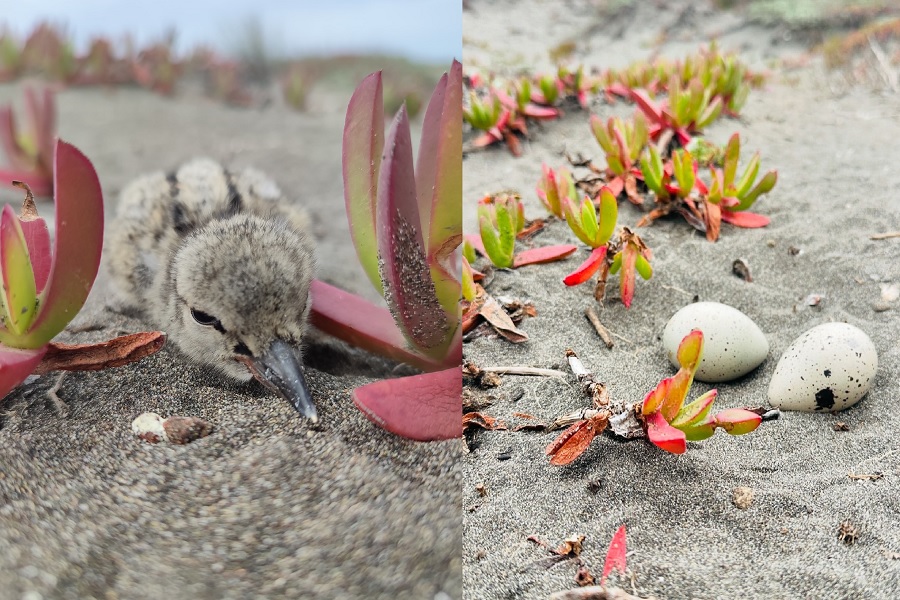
[107,159,318,421]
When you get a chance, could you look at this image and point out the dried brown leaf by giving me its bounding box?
[35,331,166,374]
[462,412,507,431]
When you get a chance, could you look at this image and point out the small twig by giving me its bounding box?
[585,306,615,349]
[549,408,604,430]
[659,283,694,297]
[867,35,899,93]
[870,231,900,240]
[46,372,69,417]
[480,366,567,378]
[550,586,650,600]
[848,447,900,479]
[610,331,635,345]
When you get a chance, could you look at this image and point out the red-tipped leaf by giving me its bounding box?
[377,105,450,356]
[714,408,762,435]
[645,410,687,454]
[342,71,385,294]
[15,140,103,348]
[309,280,448,372]
[563,246,607,286]
[512,244,576,268]
[0,345,46,400]
[0,204,38,337]
[721,210,770,228]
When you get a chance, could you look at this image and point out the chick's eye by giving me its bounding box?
[190,308,221,328]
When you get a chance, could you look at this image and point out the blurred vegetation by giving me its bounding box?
[0,21,444,116]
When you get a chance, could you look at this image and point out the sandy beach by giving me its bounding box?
[0,82,461,599]
[462,1,900,598]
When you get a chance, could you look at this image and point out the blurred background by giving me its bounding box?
[0,0,461,114]
[0,0,463,301]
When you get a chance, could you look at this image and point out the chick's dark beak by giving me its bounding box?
[250,339,318,422]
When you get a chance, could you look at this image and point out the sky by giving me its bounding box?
[0,0,461,63]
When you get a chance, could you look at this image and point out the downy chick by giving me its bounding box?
[107,159,318,421]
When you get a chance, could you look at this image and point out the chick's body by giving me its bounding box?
[107,159,318,419]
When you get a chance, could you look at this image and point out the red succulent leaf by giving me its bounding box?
[629,89,665,125]
[645,410,687,454]
[721,210,770,228]
[606,176,624,198]
[377,105,451,356]
[512,244,577,268]
[642,377,672,415]
[353,366,461,441]
[0,345,46,400]
[600,525,628,585]
[563,246,607,286]
[619,242,637,308]
[309,280,449,372]
[522,104,561,119]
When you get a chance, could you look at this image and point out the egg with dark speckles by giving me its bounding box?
[662,302,769,382]
[767,322,877,412]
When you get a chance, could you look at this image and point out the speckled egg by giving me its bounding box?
[767,322,877,412]
[662,302,769,382]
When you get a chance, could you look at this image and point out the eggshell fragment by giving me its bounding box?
[662,302,769,382]
[767,323,877,412]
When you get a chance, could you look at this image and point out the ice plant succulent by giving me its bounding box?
[641,330,762,454]
[706,132,777,229]
[630,76,723,147]
[0,86,56,197]
[535,164,576,218]
[472,192,576,270]
[311,61,463,441]
[589,113,647,201]
[638,136,776,241]
[561,187,617,295]
[0,140,165,401]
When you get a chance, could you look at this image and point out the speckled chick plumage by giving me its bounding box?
[107,159,315,386]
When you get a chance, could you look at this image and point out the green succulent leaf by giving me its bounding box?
[734,153,761,198]
[0,204,37,337]
[671,389,717,429]
[609,251,622,274]
[596,187,618,246]
[634,254,652,280]
[479,211,513,268]
[342,71,385,295]
[733,170,777,211]
[723,133,740,188]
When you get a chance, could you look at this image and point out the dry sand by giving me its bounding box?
[0,82,461,598]
[462,1,900,598]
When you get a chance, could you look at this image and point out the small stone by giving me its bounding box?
[833,421,850,431]
[131,412,165,444]
[872,301,892,313]
[162,416,213,444]
[732,486,754,509]
[132,412,212,444]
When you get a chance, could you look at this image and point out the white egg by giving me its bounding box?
[767,322,877,412]
[662,302,769,382]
